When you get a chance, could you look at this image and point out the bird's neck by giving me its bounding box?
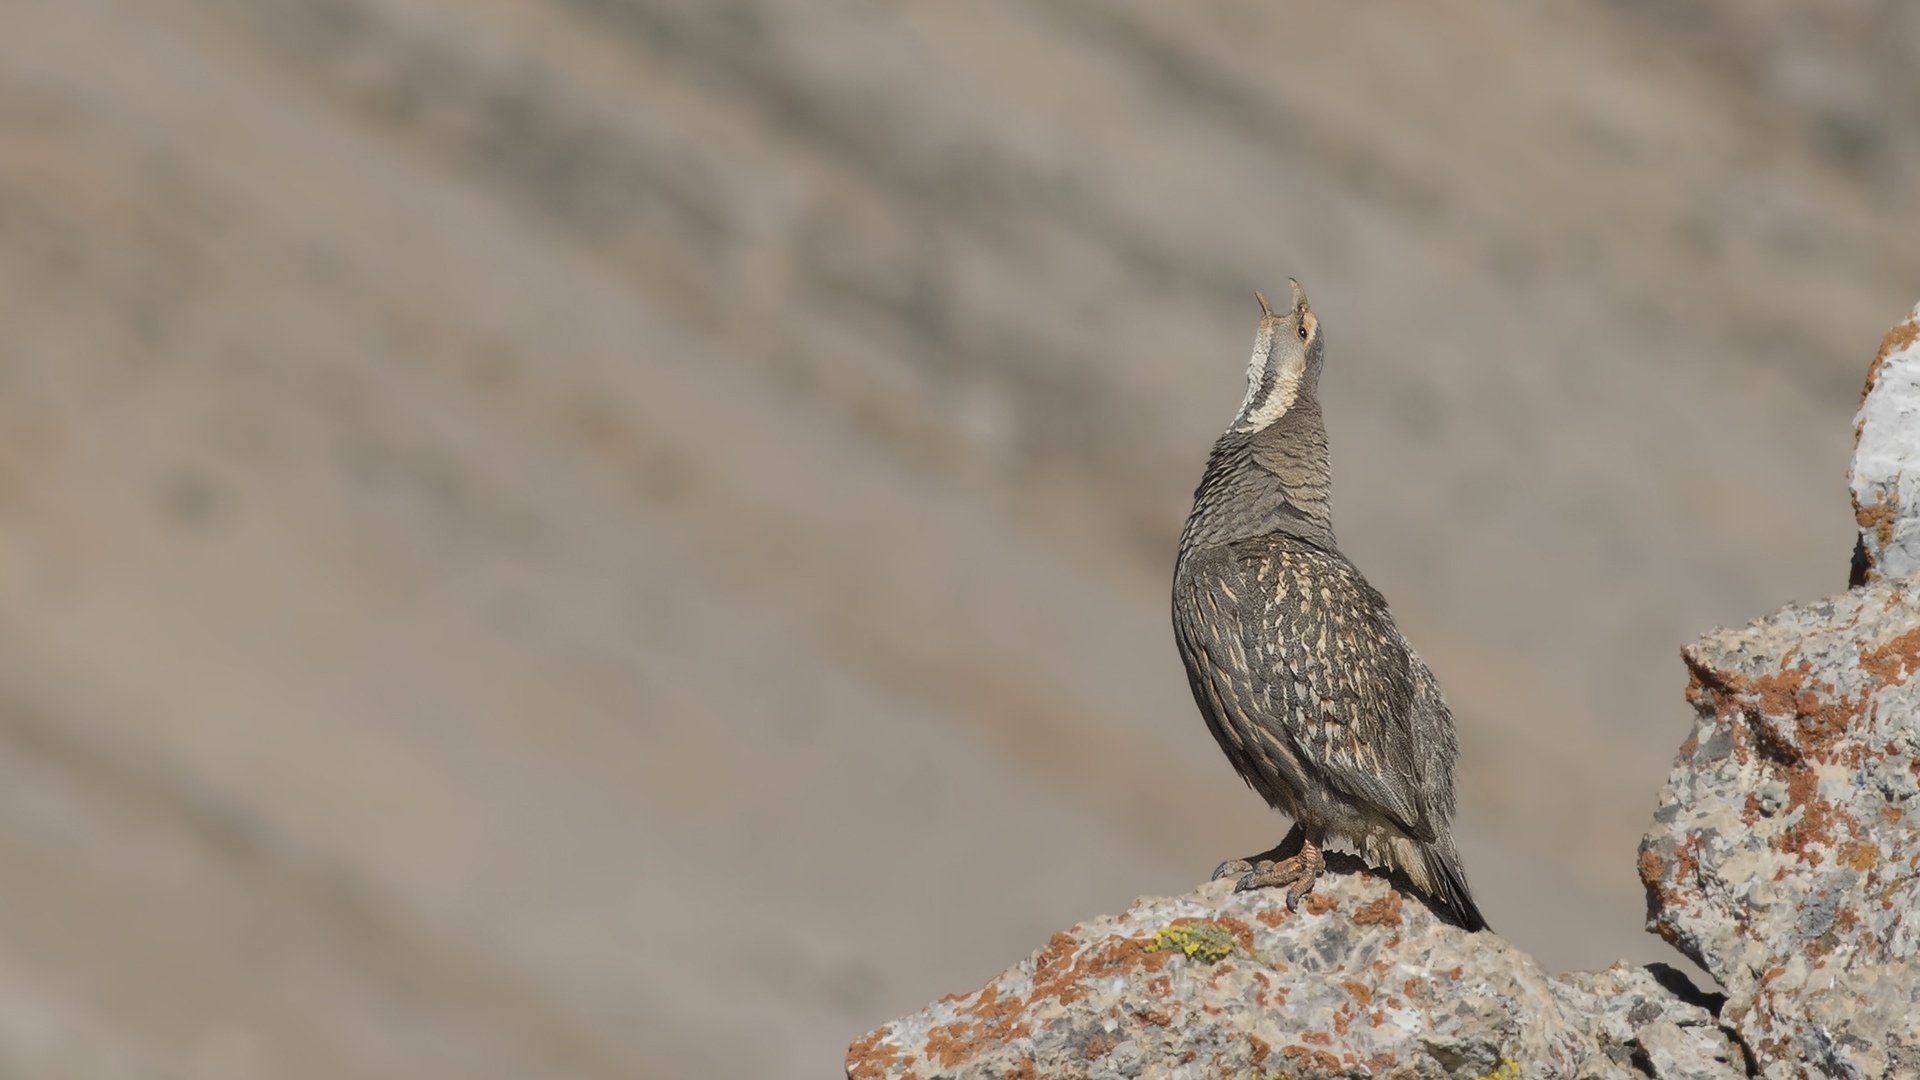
[1179,403,1335,555]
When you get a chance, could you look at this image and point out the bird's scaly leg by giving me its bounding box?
[1232,827,1325,910]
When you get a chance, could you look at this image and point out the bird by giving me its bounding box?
[1170,281,1488,931]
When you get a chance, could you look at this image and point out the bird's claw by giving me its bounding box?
[1211,858,1254,882]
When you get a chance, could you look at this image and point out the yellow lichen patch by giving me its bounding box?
[1471,1059,1523,1080]
[1148,922,1238,963]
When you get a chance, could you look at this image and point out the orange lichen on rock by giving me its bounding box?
[1860,627,1920,688]
[1281,1043,1343,1072]
[1858,497,1899,551]
[1860,313,1920,409]
[1350,890,1403,927]
[846,1028,901,1080]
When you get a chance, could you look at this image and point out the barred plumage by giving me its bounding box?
[1171,282,1486,931]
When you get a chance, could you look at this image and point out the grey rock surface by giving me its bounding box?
[1852,303,1920,583]
[848,868,1739,1080]
[1641,569,1920,1079]
[1550,965,1741,1080]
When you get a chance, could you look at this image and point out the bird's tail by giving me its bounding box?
[1420,841,1490,932]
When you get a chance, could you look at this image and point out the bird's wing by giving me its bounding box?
[1403,649,1459,828]
[1173,548,1290,801]
[1232,537,1436,841]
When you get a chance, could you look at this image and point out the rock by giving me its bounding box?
[1640,570,1920,1079]
[1851,302,1920,585]
[1550,964,1741,1080]
[847,863,1737,1080]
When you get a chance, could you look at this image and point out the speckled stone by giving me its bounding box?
[1641,572,1920,1079]
[847,868,1736,1080]
[1549,964,1741,1080]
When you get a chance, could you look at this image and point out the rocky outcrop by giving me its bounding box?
[849,303,1920,1080]
[1640,573,1920,1078]
[846,867,1739,1080]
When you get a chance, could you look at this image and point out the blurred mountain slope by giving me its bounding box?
[0,0,1914,1077]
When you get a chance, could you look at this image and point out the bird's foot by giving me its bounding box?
[1232,836,1325,910]
[1210,823,1307,886]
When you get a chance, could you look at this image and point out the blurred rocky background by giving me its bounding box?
[0,1,1915,1077]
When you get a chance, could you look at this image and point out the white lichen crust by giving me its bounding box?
[1851,302,1920,582]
